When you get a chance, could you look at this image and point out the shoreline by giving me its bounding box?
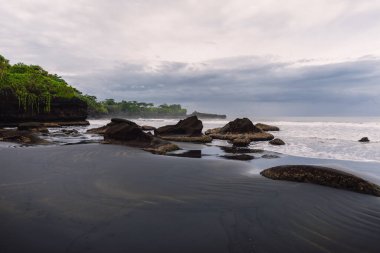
[1,143,380,252]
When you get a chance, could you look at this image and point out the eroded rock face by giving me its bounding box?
[0,94,88,127]
[261,165,380,197]
[220,118,261,134]
[256,123,280,131]
[155,116,203,137]
[269,138,285,146]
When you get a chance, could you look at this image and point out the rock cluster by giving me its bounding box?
[90,118,179,154]
[0,128,49,145]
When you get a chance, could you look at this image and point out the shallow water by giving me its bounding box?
[1,144,380,253]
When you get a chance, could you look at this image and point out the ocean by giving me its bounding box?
[88,117,380,163]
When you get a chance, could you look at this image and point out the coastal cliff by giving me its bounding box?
[0,92,87,126]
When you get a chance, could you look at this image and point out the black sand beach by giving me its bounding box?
[1,144,380,253]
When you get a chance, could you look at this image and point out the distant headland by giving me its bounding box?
[0,54,224,126]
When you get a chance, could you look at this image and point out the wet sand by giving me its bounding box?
[1,144,380,253]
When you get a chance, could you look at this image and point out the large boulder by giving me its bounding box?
[261,165,380,197]
[104,118,151,143]
[155,116,203,136]
[220,118,261,134]
[206,118,274,142]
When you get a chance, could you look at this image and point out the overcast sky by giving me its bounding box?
[1,0,380,116]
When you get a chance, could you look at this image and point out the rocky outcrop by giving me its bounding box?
[17,122,48,133]
[0,93,88,127]
[220,118,261,134]
[87,125,108,135]
[261,165,380,197]
[0,129,50,145]
[94,118,179,154]
[154,116,211,143]
[359,137,370,142]
[206,118,274,142]
[256,123,280,131]
[269,138,285,145]
[155,116,203,136]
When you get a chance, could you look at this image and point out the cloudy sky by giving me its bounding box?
[1,0,380,116]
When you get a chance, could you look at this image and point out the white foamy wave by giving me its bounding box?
[252,120,380,163]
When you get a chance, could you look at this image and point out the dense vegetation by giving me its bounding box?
[0,54,80,113]
[84,97,187,117]
[0,54,187,117]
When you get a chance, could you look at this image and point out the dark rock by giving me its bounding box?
[231,138,251,147]
[96,119,179,154]
[269,138,285,145]
[87,125,108,135]
[256,123,280,131]
[17,122,49,133]
[359,137,370,142]
[155,116,203,136]
[261,165,380,197]
[18,122,42,130]
[141,125,156,131]
[221,154,255,161]
[160,135,212,143]
[0,129,50,145]
[220,118,261,134]
[220,146,264,154]
[167,150,202,158]
[105,120,151,143]
[206,118,273,142]
[261,154,280,159]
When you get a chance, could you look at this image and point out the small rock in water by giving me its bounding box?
[232,138,251,147]
[359,137,370,142]
[221,154,255,161]
[261,154,280,159]
[269,138,285,145]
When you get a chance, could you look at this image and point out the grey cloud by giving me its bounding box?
[66,57,380,116]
